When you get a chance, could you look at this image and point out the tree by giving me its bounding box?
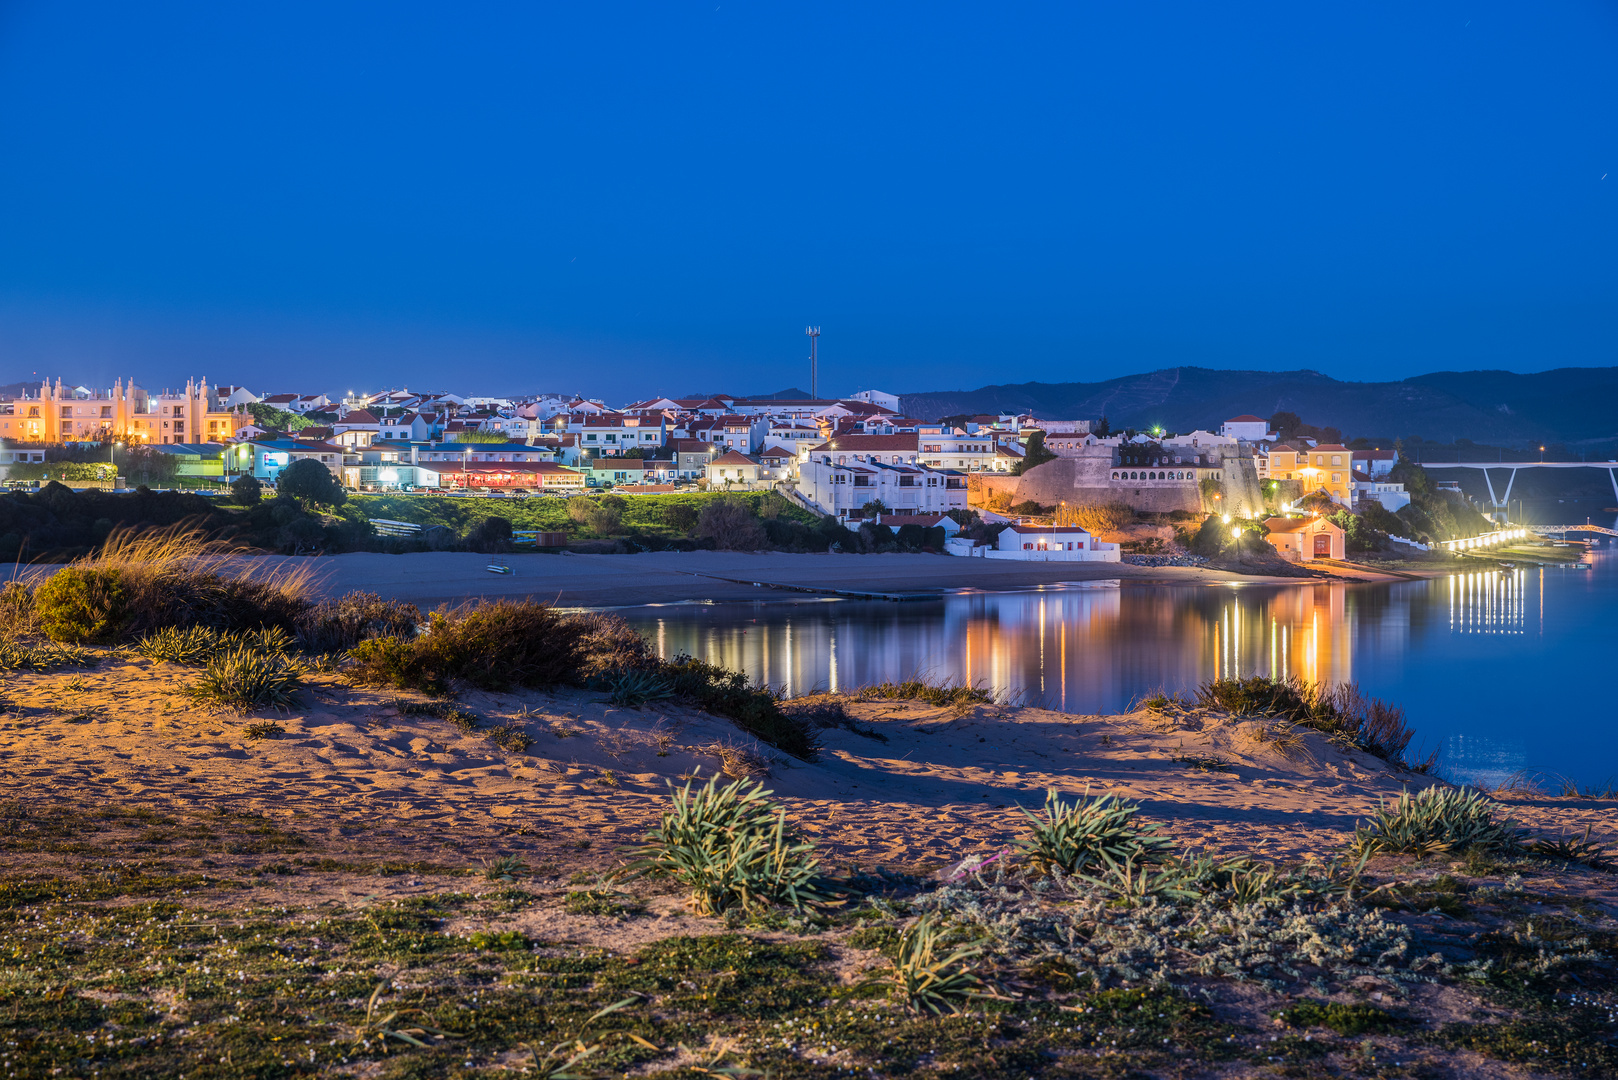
[230,474,263,506]
[1093,415,1111,437]
[697,497,766,550]
[276,459,346,509]
[1269,411,1302,440]
[244,402,312,432]
[1009,430,1056,475]
[449,430,509,444]
[860,499,888,516]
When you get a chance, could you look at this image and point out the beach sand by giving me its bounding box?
[3,657,1610,890]
[235,549,1315,609]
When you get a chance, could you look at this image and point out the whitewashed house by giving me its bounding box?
[947,524,1120,562]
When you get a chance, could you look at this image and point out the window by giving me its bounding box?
[1331,456,1341,466]
[60,406,72,418]
[101,406,112,418]
[173,406,185,418]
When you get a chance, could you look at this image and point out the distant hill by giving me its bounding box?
[899,367,1618,446]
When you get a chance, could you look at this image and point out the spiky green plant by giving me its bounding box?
[187,647,303,711]
[0,639,94,673]
[1078,853,1201,903]
[889,915,987,1014]
[1015,788,1175,877]
[626,773,834,915]
[1351,786,1523,858]
[481,855,528,882]
[137,624,295,666]
[1525,826,1614,871]
[603,668,674,707]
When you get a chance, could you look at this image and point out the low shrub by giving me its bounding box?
[1015,788,1175,877]
[1351,787,1523,858]
[890,915,986,1015]
[296,591,421,653]
[34,567,129,643]
[626,773,833,916]
[67,526,316,639]
[664,656,819,760]
[346,600,591,694]
[188,647,303,711]
[1196,675,1433,771]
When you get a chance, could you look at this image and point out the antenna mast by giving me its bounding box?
[805,325,821,399]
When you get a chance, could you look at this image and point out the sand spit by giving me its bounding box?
[236,549,1317,609]
[1,657,1610,879]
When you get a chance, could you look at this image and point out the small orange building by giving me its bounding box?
[1263,514,1345,562]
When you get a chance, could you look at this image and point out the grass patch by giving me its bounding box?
[855,678,994,710]
[564,889,644,917]
[1277,999,1400,1036]
[240,720,285,741]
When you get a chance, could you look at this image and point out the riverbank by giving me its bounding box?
[245,550,1325,608]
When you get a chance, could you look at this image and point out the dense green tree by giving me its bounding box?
[244,402,312,432]
[1010,430,1057,475]
[230,474,263,506]
[275,459,347,509]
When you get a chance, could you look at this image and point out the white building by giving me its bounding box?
[1353,473,1411,512]
[916,428,1014,472]
[1220,415,1274,442]
[946,524,1120,562]
[849,389,900,412]
[796,457,966,518]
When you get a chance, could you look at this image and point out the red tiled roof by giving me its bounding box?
[1226,414,1266,423]
[709,450,757,467]
[1002,524,1094,535]
[809,434,920,452]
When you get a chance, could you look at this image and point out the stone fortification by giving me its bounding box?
[997,442,1267,517]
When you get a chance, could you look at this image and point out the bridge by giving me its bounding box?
[1420,460,1618,509]
[1529,523,1618,539]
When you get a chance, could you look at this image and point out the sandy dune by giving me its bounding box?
[1,656,1609,886]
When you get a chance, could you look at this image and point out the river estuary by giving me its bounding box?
[615,525,1617,790]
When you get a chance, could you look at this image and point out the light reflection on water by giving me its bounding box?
[613,548,1616,789]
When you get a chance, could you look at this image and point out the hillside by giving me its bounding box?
[900,366,1618,446]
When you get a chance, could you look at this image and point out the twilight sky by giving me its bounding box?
[0,1,1614,402]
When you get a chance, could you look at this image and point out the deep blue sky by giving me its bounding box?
[0,2,1614,402]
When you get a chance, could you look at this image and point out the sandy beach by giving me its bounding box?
[232,549,1321,609]
[5,657,1610,883]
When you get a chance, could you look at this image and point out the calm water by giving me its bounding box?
[614,524,1618,789]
